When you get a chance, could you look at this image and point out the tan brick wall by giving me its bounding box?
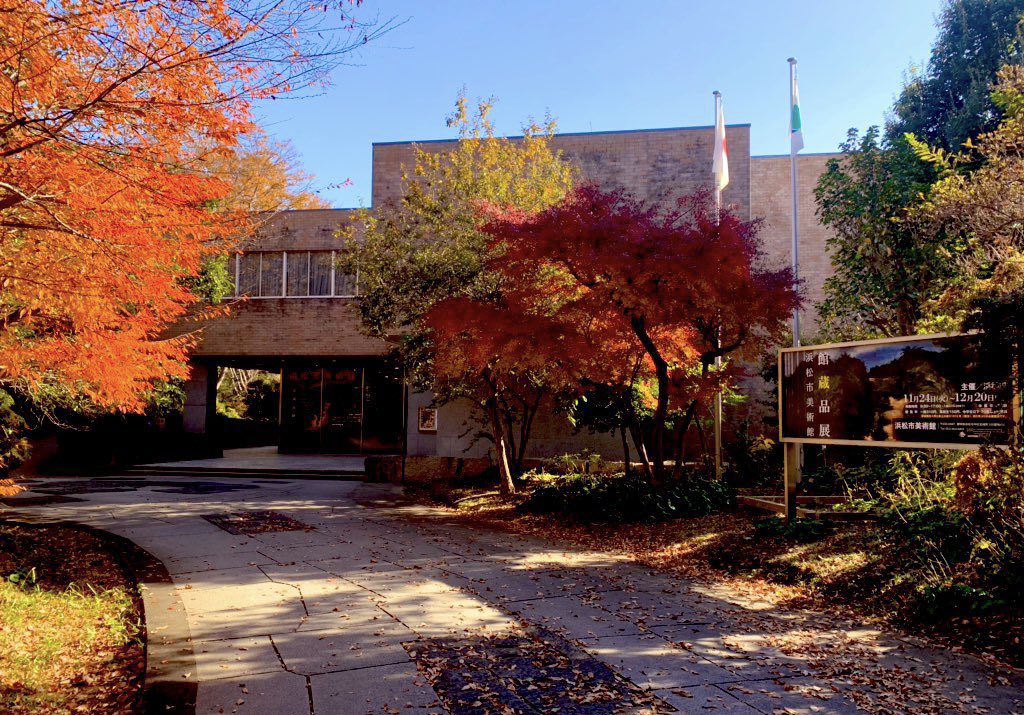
[750,153,839,338]
[241,208,359,252]
[183,209,378,359]
[372,125,751,218]
[185,298,387,359]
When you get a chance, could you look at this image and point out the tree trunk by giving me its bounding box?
[1015,339,1023,450]
[486,400,516,497]
[630,315,669,484]
[516,395,541,472]
[896,300,917,337]
[620,422,631,476]
[628,418,653,482]
[672,400,698,481]
[497,393,517,472]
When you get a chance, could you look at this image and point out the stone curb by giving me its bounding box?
[1,516,197,715]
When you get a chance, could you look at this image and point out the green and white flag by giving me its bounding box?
[790,62,804,156]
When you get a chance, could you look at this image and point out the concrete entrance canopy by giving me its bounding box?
[177,124,840,460]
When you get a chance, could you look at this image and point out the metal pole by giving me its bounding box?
[788,58,801,349]
[787,57,803,499]
[712,90,724,480]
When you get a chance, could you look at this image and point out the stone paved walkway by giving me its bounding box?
[4,476,1023,715]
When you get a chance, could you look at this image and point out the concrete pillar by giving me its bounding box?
[183,363,217,434]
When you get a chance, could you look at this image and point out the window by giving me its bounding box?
[335,269,358,297]
[235,250,357,298]
[286,252,309,296]
[310,251,332,296]
[260,252,283,296]
[238,253,259,296]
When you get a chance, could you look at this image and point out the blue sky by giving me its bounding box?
[254,0,945,208]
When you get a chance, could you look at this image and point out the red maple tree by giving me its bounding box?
[478,184,801,483]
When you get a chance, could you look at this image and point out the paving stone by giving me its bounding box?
[271,626,414,675]
[583,589,728,629]
[309,661,445,714]
[654,685,761,713]
[456,565,615,603]
[379,595,516,638]
[506,594,644,640]
[257,543,390,566]
[715,678,865,714]
[664,623,812,680]
[345,569,467,599]
[175,566,277,589]
[301,588,385,615]
[582,633,742,689]
[192,636,283,681]
[164,550,277,575]
[246,530,338,549]
[295,605,406,633]
[194,671,310,715]
[258,562,370,597]
[180,582,307,640]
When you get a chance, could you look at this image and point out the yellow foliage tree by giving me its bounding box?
[195,132,331,213]
[343,95,577,495]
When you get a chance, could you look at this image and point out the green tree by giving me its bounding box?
[0,391,29,477]
[889,0,1024,151]
[815,128,952,338]
[916,66,1024,433]
[342,95,576,494]
[815,0,1024,339]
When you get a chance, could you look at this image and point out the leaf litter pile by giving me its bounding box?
[202,510,315,535]
[407,626,674,715]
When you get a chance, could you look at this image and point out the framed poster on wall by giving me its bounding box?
[417,406,438,434]
[779,333,1015,449]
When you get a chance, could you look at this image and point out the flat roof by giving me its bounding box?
[373,123,753,147]
[751,151,841,159]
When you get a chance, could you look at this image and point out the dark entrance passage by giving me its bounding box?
[279,360,403,454]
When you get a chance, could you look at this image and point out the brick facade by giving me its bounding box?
[186,209,384,360]
[750,153,836,337]
[186,125,840,459]
[373,125,752,218]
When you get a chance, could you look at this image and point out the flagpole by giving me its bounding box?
[712,90,723,481]
[786,57,802,520]
[788,58,800,348]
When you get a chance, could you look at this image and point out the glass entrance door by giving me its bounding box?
[279,360,403,454]
[321,367,362,453]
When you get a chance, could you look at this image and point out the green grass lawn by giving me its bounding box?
[0,525,144,714]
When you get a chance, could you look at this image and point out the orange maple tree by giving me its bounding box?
[432,185,800,484]
[0,1,381,409]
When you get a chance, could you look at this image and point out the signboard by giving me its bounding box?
[779,333,1015,449]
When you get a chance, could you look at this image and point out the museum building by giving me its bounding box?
[179,124,838,459]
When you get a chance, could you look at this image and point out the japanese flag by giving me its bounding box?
[713,94,729,191]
